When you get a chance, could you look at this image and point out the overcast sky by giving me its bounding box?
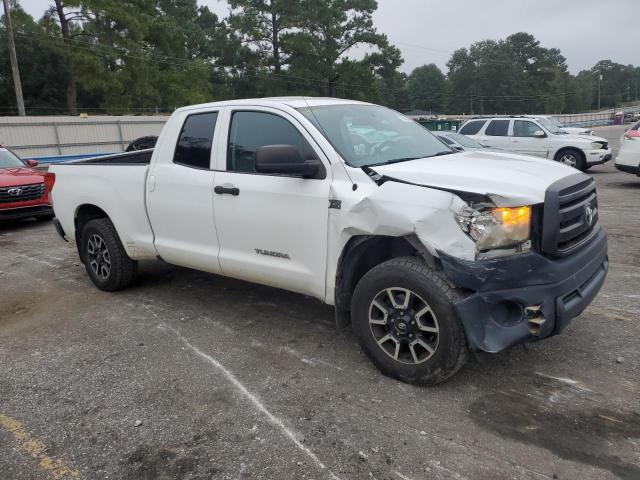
[12,0,638,74]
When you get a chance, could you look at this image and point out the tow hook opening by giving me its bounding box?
[525,305,546,336]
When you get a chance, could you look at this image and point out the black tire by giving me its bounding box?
[555,148,586,171]
[81,218,137,291]
[351,256,468,386]
[36,214,54,222]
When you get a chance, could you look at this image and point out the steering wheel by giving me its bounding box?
[371,135,413,156]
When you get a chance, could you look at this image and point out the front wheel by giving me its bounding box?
[556,149,586,171]
[351,257,468,386]
[81,218,137,291]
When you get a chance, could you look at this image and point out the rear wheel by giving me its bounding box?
[556,148,585,171]
[81,218,137,291]
[351,257,468,386]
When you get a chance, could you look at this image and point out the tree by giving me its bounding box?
[0,3,68,114]
[408,64,446,113]
[228,0,300,76]
[288,0,388,96]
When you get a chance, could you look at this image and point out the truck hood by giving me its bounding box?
[370,150,580,206]
[0,167,45,187]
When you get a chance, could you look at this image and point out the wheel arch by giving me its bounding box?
[334,234,440,328]
[74,204,110,260]
[554,146,585,164]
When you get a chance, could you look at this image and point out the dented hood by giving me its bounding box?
[370,150,578,206]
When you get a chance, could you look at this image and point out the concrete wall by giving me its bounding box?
[0,115,169,158]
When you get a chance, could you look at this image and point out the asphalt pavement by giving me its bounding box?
[1,124,639,480]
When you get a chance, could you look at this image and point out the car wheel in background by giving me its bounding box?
[351,256,468,386]
[35,214,55,222]
[81,218,137,291]
[555,148,585,171]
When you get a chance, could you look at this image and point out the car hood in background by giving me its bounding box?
[370,150,581,206]
[0,167,46,187]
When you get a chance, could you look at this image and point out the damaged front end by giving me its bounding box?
[334,166,608,354]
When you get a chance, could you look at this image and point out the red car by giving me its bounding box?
[0,146,54,221]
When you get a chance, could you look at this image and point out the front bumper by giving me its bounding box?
[439,228,608,352]
[0,205,53,221]
[586,148,612,165]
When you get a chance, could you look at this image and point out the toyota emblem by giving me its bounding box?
[7,188,23,197]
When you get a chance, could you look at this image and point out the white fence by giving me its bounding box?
[0,115,168,158]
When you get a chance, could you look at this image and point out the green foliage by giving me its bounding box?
[1,2,638,116]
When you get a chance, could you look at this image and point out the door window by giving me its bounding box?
[174,112,218,169]
[459,120,486,135]
[513,120,542,137]
[485,120,509,136]
[227,111,313,173]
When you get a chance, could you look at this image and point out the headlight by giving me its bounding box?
[455,205,531,257]
[591,142,603,150]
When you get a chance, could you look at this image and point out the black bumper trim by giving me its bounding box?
[440,230,608,353]
[0,205,53,221]
[615,163,640,176]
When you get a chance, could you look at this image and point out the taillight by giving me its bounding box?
[624,130,640,140]
[44,172,56,193]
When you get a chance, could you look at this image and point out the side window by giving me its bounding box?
[485,120,509,136]
[513,120,542,138]
[227,111,313,173]
[174,112,218,169]
[459,120,486,135]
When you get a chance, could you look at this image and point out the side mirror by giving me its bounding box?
[534,130,546,138]
[255,145,323,179]
[26,159,39,167]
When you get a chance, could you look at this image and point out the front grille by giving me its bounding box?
[541,174,599,257]
[0,183,46,203]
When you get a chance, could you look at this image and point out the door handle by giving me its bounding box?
[214,185,240,196]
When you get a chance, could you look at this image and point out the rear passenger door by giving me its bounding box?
[146,110,222,273]
[511,120,550,158]
[212,107,331,299]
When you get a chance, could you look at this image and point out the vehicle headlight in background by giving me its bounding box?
[456,205,531,257]
[591,141,603,150]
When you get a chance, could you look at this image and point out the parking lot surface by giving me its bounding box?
[1,125,639,480]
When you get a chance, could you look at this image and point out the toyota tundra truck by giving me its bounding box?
[48,98,608,385]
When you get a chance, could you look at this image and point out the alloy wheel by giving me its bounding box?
[86,234,111,280]
[368,287,439,364]
[559,153,577,168]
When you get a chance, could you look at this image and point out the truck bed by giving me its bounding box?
[50,150,158,260]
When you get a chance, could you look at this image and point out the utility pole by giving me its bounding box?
[2,0,26,116]
[597,72,602,110]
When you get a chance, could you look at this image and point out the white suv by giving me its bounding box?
[459,116,612,171]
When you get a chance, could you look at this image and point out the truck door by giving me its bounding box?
[511,120,551,158]
[146,110,222,273]
[212,107,331,299]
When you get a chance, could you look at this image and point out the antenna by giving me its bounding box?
[302,96,358,191]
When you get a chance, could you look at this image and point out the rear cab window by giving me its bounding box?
[174,112,219,169]
[459,120,486,135]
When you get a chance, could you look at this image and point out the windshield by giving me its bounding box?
[445,132,484,148]
[0,148,26,168]
[536,117,563,134]
[298,104,452,167]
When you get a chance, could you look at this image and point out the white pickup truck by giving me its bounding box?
[49,97,608,385]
